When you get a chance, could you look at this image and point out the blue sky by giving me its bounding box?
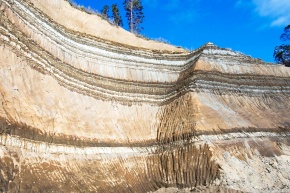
[73,0,290,63]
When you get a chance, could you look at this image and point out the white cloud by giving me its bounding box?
[252,0,290,26]
[271,17,289,27]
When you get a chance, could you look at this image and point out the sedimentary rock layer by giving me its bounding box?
[1,0,290,192]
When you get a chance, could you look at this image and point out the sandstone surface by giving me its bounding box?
[0,0,290,192]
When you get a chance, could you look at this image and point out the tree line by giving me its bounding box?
[274,24,290,67]
[98,1,290,67]
[101,0,144,34]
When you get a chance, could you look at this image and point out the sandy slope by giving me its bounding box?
[28,0,186,52]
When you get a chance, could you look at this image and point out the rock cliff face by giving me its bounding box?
[1,0,290,192]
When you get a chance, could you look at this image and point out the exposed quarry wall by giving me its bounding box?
[1,0,290,192]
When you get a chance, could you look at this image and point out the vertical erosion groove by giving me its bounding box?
[0,153,20,192]
[146,143,220,189]
[157,93,197,144]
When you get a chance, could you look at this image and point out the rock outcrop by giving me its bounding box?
[1,0,290,192]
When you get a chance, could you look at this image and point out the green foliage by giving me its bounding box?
[123,0,144,34]
[280,25,290,41]
[112,4,123,27]
[101,5,110,19]
[274,24,290,67]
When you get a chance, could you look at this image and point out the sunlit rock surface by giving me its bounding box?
[1,0,290,192]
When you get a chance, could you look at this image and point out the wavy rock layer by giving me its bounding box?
[1,0,290,192]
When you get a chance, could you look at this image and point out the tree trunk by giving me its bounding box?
[130,0,133,32]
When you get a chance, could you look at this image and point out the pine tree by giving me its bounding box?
[112,4,123,27]
[101,5,109,19]
[123,0,144,34]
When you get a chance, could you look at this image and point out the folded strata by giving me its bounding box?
[0,0,290,192]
